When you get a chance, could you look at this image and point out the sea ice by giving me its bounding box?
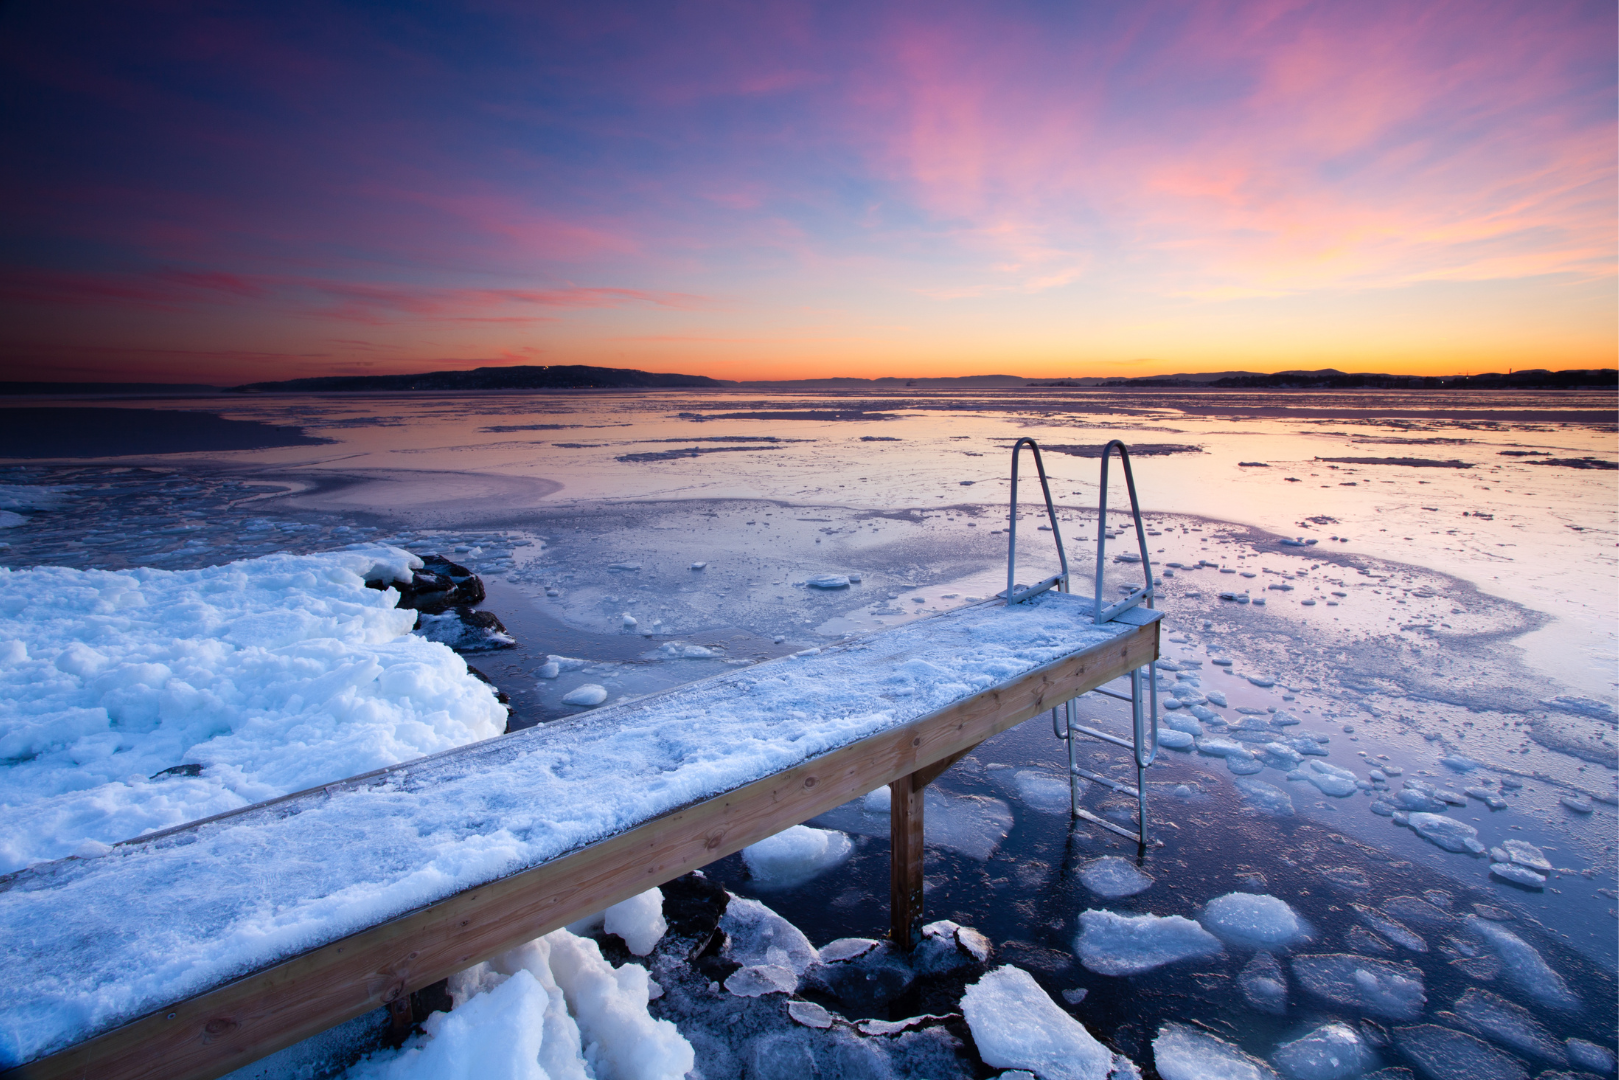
[1238,951,1288,1015]
[1234,778,1294,816]
[806,574,851,589]
[1566,1039,1616,1074]
[1079,856,1154,898]
[1200,893,1309,950]
[1157,729,1195,750]
[1452,988,1566,1064]
[1489,863,1546,889]
[1075,911,1223,975]
[1152,1023,1278,1080]
[1290,954,1427,1020]
[561,684,609,706]
[921,789,1014,860]
[960,965,1118,1080]
[1205,691,1228,707]
[1190,705,1218,722]
[1404,812,1485,854]
[1391,1024,1529,1080]
[655,642,716,659]
[721,896,819,981]
[538,655,588,679]
[1464,916,1578,1010]
[1499,840,1550,871]
[1163,714,1203,735]
[1272,1022,1372,1080]
[1300,761,1358,797]
[742,825,853,887]
[1350,905,1425,952]
[1013,770,1074,813]
[1197,736,1248,757]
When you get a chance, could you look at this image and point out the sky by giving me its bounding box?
[0,0,1613,385]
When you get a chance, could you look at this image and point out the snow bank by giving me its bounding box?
[348,924,692,1080]
[0,590,1132,1066]
[0,546,506,873]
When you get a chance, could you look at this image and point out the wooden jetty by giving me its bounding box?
[0,591,1159,1080]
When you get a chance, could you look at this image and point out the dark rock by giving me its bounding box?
[414,606,515,652]
[150,763,204,780]
[366,554,484,614]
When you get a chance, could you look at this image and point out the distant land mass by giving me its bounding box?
[233,364,727,392]
[1096,367,1618,390]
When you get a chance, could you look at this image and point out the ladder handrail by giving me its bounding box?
[1093,439,1156,624]
[1005,437,1070,605]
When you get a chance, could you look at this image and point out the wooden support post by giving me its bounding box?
[889,770,925,951]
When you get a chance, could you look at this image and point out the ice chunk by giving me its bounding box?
[1351,905,1426,953]
[1238,950,1288,1015]
[721,896,819,977]
[1197,736,1248,757]
[1291,954,1426,1020]
[1200,893,1309,950]
[806,574,851,589]
[787,1000,832,1029]
[1248,676,1276,688]
[561,684,609,707]
[655,641,716,659]
[1235,778,1294,816]
[1566,1039,1616,1074]
[1153,1022,1278,1080]
[1441,754,1480,773]
[606,562,642,571]
[1158,729,1195,750]
[1452,988,1566,1064]
[1078,856,1154,899]
[1465,916,1578,1010]
[1559,794,1593,813]
[1273,1022,1372,1080]
[1075,910,1223,975]
[862,786,890,814]
[1405,812,1485,854]
[922,788,1014,860]
[1303,761,1358,797]
[961,965,1116,1080]
[1382,896,1454,930]
[603,888,667,957]
[819,937,880,963]
[1500,840,1550,872]
[742,825,853,887]
[1164,714,1203,735]
[1538,695,1617,721]
[1191,705,1218,722]
[1489,863,1545,889]
[345,966,551,1080]
[1013,770,1074,813]
[725,964,797,997]
[620,613,638,630]
[1391,1024,1530,1080]
[1205,690,1228,707]
[688,562,706,571]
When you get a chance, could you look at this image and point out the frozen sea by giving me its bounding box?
[1,384,1614,1076]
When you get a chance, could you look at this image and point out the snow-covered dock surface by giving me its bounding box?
[0,588,1140,1068]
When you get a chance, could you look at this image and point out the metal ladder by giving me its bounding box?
[1005,438,1159,846]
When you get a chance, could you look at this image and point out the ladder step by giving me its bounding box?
[1068,723,1134,750]
[1071,765,1141,797]
[1073,806,1142,842]
[1088,687,1134,703]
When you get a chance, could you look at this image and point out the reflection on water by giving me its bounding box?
[1,386,1614,1068]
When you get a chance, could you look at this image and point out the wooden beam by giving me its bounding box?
[911,744,978,791]
[888,771,925,950]
[6,619,1156,1080]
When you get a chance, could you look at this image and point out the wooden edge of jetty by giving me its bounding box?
[6,615,1159,1080]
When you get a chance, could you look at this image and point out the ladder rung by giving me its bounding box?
[1089,687,1133,703]
[1071,765,1141,797]
[1073,806,1143,842]
[1068,723,1134,750]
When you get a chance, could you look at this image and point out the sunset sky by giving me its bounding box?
[1,1,1613,384]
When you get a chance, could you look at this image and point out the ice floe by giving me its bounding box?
[1451,987,1566,1064]
[742,825,853,887]
[1238,951,1288,1015]
[1199,893,1309,950]
[1402,812,1485,854]
[1464,915,1578,1010]
[561,684,609,706]
[1350,905,1425,952]
[1012,769,1074,813]
[1075,910,1223,975]
[1078,856,1154,898]
[961,965,1122,1080]
[1234,778,1295,816]
[1391,1024,1529,1080]
[1272,1022,1372,1080]
[1290,953,1426,1020]
[1152,1022,1277,1080]
[1567,1039,1617,1074]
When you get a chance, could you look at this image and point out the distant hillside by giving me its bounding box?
[1099,368,1617,390]
[233,365,729,392]
[741,374,1029,388]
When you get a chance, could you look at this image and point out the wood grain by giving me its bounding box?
[6,619,1156,1080]
[888,770,924,949]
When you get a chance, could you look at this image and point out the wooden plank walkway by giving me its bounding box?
[1,591,1158,1080]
